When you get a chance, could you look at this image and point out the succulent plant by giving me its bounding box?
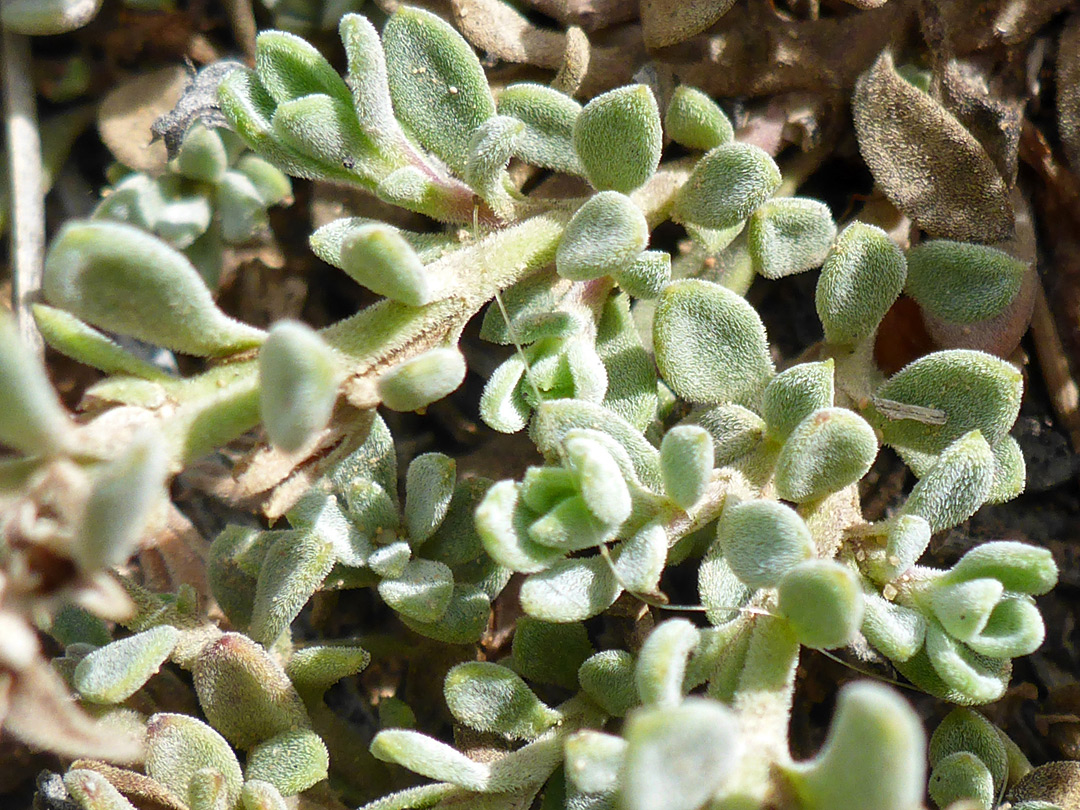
[1,5,1072,810]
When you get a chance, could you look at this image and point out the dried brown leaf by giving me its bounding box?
[640,0,737,49]
[553,25,591,97]
[450,0,565,69]
[518,0,638,32]
[97,67,189,175]
[68,761,187,810]
[853,50,1014,241]
[1058,12,1080,173]
[918,0,1074,54]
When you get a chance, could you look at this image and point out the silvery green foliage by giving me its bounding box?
[22,7,1062,810]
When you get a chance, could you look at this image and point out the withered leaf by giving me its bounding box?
[1058,12,1080,173]
[853,51,1014,242]
[553,25,590,97]
[450,0,565,70]
[639,0,737,50]
[918,0,1074,54]
[151,60,246,161]
[518,0,638,32]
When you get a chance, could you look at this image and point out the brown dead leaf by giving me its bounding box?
[518,0,638,32]
[552,25,590,97]
[1058,12,1080,173]
[97,67,189,175]
[68,760,186,810]
[853,50,1014,241]
[640,0,737,49]
[450,0,566,69]
[918,0,1074,54]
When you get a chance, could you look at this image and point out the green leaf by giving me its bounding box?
[255,30,352,105]
[288,489,373,568]
[860,588,926,663]
[761,359,835,442]
[236,154,293,207]
[146,713,243,808]
[510,618,593,690]
[923,620,1010,703]
[674,143,781,230]
[660,425,713,509]
[73,625,179,704]
[929,576,1004,642]
[698,552,752,625]
[614,250,671,300]
[869,514,931,583]
[371,730,490,791]
[245,729,330,796]
[465,115,524,206]
[405,453,456,545]
[1,0,103,35]
[285,644,371,698]
[930,708,1009,798]
[174,123,228,184]
[378,559,455,623]
[339,13,409,159]
[43,220,265,356]
[519,556,621,622]
[377,347,467,412]
[620,698,741,810]
[564,731,625,796]
[774,408,879,503]
[929,752,994,810]
[653,279,774,407]
[33,304,170,381]
[216,170,269,244]
[963,596,1045,659]
[497,83,583,175]
[716,500,814,589]
[556,191,649,281]
[873,350,1023,468]
[0,309,74,455]
[419,476,491,567]
[906,240,1027,324]
[188,768,230,810]
[259,320,342,453]
[77,429,168,571]
[398,583,490,644]
[686,403,765,467]
[784,682,926,810]
[444,662,561,740]
[250,529,335,646]
[476,481,565,573]
[986,435,1025,505]
[193,632,310,750]
[613,520,668,595]
[748,197,836,279]
[663,86,733,151]
[942,541,1057,596]
[578,650,638,717]
[574,85,662,193]
[595,291,658,430]
[777,561,864,650]
[815,222,906,346]
[382,6,495,175]
[240,782,289,810]
[564,432,632,526]
[63,769,138,810]
[901,430,994,533]
[368,541,411,578]
[635,619,699,707]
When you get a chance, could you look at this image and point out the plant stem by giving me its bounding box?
[2,26,44,357]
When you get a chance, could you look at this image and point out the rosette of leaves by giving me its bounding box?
[95,123,293,288]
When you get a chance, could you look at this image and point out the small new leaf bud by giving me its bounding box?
[145,714,243,808]
[564,433,632,526]
[382,7,495,176]
[574,85,662,192]
[259,321,342,453]
[664,86,733,151]
[774,408,878,503]
[245,729,330,796]
[620,698,742,810]
[444,662,561,740]
[815,222,906,346]
[556,191,649,281]
[929,752,995,810]
[519,556,621,622]
[674,143,781,230]
[377,558,455,623]
[497,83,583,175]
[635,619,699,707]
[520,467,577,515]
[578,650,639,717]
[906,240,1027,325]
[653,279,774,407]
[761,359,835,442]
[717,500,814,590]
[377,347,467,412]
[660,425,713,509]
[73,625,179,704]
[174,123,228,184]
[748,197,837,279]
[930,708,1009,797]
[778,560,864,650]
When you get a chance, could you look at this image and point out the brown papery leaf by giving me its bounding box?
[69,760,188,810]
[519,0,638,32]
[1058,12,1080,173]
[450,0,565,69]
[640,0,736,49]
[918,0,1074,54]
[853,51,1014,242]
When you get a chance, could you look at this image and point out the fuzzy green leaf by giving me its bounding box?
[906,240,1027,325]
[339,13,408,158]
[777,561,864,650]
[871,514,932,583]
[445,662,561,740]
[63,769,138,810]
[861,588,927,663]
[613,520,668,595]
[674,143,781,230]
[246,729,330,796]
[942,541,1057,596]
[1,0,103,35]
[371,730,491,790]
[497,83,583,175]
[377,347,467,412]
[620,698,741,810]
[930,708,1009,799]
[929,577,1003,641]
[663,86,733,151]
[986,435,1025,505]
[963,596,1045,659]
[259,320,341,452]
[653,279,774,407]
[784,682,926,810]
[774,408,878,503]
[761,359,835,442]
[216,170,269,244]
[285,644,371,698]
[815,222,906,346]
[368,541,411,579]
[476,481,565,573]
[398,583,490,644]
[578,650,638,717]
[564,432,632,526]
[419,477,491,567]
[378,558,455,623]
[686,403,766,467]
[33,304,170,382]
[614,250,671,300]
[660,425,712,510]
[404,453,456,546]
[564,731,625,796]
[73,625,179,704]
[250,530,335,646]
[748,197,837,279]
[595,291,658,429]
[188,768,230,810]
[465,115,524,203]
[698,552,752,625]
[902,430,994,532]
[288,489,373,568]
[519,556,621,622]
[635,619,699,707]
[716,500,814,589]
[382,6,495,175]
[929,752,994,810]
[923,621,1010,703]
[146,713,243,808]
[511,618,593,690]
[255,30,351,105]
[240,782,289,810]
[193,632,310,750]
[174,123,228,184]
[236,154,293,207]
[574,85,662,193]
[556,191,649,281]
